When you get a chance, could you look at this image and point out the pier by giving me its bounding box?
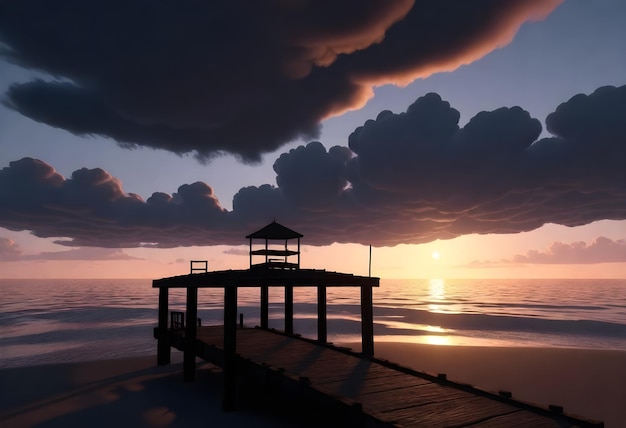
[152,222,603,427]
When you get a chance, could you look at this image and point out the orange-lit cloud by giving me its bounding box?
[468,237,626,266]
[1,0,560,162]
[513,237,626,264]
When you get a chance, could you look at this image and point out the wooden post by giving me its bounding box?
[223,285,238,411]
[260,284,269,328]
[249,238,252,267]
[285,285,293,334]
[157,287,170,365]
[317,285,327,343]
[361,284,374,356]
[184,286,198,381]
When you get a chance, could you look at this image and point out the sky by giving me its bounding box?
[0,0,625,279]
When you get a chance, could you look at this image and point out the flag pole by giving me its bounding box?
[369,245,372,277]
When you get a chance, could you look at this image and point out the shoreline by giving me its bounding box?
[2,344,625,427]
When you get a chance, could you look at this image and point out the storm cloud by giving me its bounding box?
[1,86,624,248]
[0,0,560,161]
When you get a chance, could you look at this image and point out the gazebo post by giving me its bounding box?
[285,285,293,334]
[317,285,327,343]
[260,284,269,328]
[184,286,198,381]
[361,284,374,356]
[223,284,238,411]
[157,287,170,365]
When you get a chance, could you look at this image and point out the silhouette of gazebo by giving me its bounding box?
[246,221,302,270]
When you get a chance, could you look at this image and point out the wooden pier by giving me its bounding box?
[160,325,601,427]
[152,222,603,427]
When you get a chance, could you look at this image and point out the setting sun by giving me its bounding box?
[432,251,440,260]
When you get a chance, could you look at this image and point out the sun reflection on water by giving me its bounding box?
[422,335,453,346]
[428,278,446,312]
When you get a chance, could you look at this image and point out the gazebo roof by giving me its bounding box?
[245,221,303,240]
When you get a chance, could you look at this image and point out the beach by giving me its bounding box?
[2,344,625,428]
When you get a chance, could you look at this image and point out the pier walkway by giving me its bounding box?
[167,325,601,428]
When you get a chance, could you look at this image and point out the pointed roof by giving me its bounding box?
[246,221,303,240]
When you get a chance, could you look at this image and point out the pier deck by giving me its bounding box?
[169,326,601,428]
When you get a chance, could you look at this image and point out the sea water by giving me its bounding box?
[1,278,625,368]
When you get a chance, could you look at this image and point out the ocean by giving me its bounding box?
[1,278,625,369]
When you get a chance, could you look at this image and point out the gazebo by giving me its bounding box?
[246,221,302,270]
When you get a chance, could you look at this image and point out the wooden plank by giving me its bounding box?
[262,351,359,376]
[360,383,469,413]
[469,410,563,428]
[320,376,431,399]
[383,394,525,427]
[317,373,429,397]
[153,268,380,288]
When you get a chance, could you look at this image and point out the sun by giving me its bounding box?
[432,251,440,260]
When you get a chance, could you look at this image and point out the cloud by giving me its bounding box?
[24,247,143,261]
[0,0,560,162]
[0,85,624,248]
[512,237,626,264]
[0,237,23,260]
[223,248,248,256]
[0,236,141,261]
[469,237,626,266]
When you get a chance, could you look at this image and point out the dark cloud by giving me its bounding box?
[274,142,352,211]
[1,86,624,248]
[0,157,227,248]
[0,0,560,161]
[468,237,626,266]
